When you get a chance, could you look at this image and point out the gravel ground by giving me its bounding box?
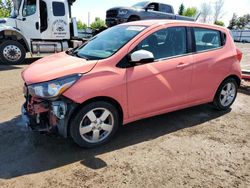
[0,43,249,188]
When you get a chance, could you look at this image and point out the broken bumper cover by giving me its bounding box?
[21,97,77,138]
[21,105,30,128]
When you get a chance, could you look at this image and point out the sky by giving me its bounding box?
[71,0,250,27]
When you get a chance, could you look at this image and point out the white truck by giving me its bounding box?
[0,0,81,64]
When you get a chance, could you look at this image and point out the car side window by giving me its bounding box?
[194,28,222,52]
[135,27,187,60]
[23,0,36,17]
[147,3,159,11]
[159,4,173,13]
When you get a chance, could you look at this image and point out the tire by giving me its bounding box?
[213,78,238,110]
[70,101,120,148]
[0,40,26,65]
[128,16,140,22]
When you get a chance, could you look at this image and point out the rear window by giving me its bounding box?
[52,2,65,16]
[194,28,222,52]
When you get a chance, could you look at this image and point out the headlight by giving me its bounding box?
[28,74,82,99]
[118,10,128,15]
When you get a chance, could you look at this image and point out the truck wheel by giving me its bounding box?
[70,101,120,148]
[128,16,140,22]
[213,78,238,110]
[0,40,26,65]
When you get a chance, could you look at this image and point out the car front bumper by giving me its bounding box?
[21,95,77,137]
[106,18,128,27]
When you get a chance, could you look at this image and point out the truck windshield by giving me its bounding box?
[132,1,149,9]
[73,25,146,60]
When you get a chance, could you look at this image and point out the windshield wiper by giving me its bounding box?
[75,52,89,60]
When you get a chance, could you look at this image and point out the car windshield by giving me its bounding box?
[73,25,146,60]
[132,1,149,9]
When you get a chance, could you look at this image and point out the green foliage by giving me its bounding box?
[183,7,198,17]
[178,3,185,15]
[90,17,106,30]
[214,20,225,26]
[228,13,238,29]
[0,0,12,18]
[228,13,250,29]
[77,20,87,30]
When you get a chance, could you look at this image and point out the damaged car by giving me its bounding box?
[22,20,242,148]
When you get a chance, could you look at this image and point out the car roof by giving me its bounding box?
[121,20,228,32]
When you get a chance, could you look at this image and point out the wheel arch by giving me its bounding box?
[222,75,241,87]
[213,74,241,99]
[67,96,124,137]
[128,15,141,21]
[0,29,30,52]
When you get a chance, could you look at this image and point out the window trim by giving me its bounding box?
[191,27,226,54]
[117,26,191,68]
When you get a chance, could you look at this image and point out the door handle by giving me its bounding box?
[35,22,39,30]
[176,63,189,69]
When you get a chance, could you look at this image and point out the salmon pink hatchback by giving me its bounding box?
[21,20,242,148]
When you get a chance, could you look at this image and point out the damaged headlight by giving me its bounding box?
[28,74,82,99]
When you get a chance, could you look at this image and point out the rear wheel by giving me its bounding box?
[0,40,26,65]
[70,101,120,148]
[213,78,238,110]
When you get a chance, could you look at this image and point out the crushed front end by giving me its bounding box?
[22,94,75,137]
[21,74,81,137]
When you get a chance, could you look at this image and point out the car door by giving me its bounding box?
[144,3,161,19]
[157,4,175,19]
[189,27,227,102]
[126,26,194,117]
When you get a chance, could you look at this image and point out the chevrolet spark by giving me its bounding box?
[22,20,242,148]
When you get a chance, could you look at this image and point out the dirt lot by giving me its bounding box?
[0,43,250,188]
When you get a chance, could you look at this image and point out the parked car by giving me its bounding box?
[106,1,194,27]
[22,20,242,148]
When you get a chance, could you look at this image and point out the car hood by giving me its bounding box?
[107,6,138,11]
[22,52,98,85]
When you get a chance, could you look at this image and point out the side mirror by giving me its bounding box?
[130,50,154,64]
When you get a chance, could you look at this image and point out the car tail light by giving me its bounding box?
[236,48,242,62]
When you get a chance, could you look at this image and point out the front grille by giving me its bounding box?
[106,9,118,18]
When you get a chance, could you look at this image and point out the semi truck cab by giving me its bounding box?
[0,0,78,64]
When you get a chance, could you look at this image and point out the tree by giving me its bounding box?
[90,17,106,30]
[236,15,248,29]
[178,3,185,15]
[228,13,238,29]
[214,20,225,26]
[214,0,224,22]
[77,20,87,30]
[200,2,212,23]
[183,7,198,17]
[228,13,250,29]
[0,0,12,18]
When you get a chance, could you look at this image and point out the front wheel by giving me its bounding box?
[213,78,238,110]
[70,101,120,148]
[128,16,140,22]
[0,40,26,65]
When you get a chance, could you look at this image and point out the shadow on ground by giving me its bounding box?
[0,58,40,71]
[239,82,250,96]
[0,104,230,179]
